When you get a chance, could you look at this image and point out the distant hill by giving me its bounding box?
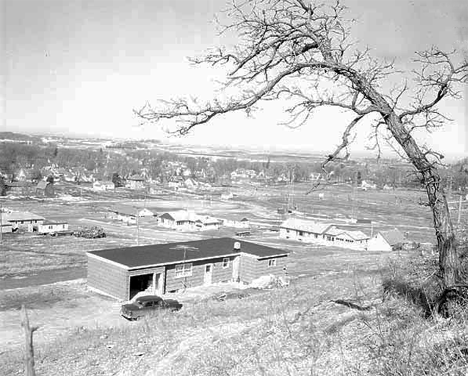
[0,132,42,142]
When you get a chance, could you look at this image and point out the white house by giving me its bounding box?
[1,220,13,233]
[93,181,115,191]
[126,175,145,190]
[367,229,405,252]
[35,220,69,234]
[279,217,369,250]
[220,217,250,229]
[4,212,45,232]
[221,192,234,200]
[108,205,155,224]
[158,211,220,231]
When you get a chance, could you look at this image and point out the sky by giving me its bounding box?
[1,0,467,159]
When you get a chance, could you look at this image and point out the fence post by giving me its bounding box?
[20,305,38,376]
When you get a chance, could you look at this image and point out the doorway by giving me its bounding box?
[204,264,213,285]
[129,273,153,299]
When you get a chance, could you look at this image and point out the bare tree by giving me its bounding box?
[136,0,468,288]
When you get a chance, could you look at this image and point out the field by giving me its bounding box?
[1,182,450,375]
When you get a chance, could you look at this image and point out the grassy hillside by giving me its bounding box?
[3,251,468,376]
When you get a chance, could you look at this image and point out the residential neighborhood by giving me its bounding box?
[1,0,468,373]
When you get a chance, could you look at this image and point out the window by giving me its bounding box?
[175,263,192,278]
[222,258,229,268]
[268,259,277,267]
[298,231,304,236]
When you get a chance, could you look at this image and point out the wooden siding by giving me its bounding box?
[87,256,128,300]
[240,254,288,283]
[165,256,235,292]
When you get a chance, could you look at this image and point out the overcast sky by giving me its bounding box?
[1,0,467,158]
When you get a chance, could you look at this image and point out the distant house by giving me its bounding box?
[35,181,55,197]
[4,211,45,232]
[279,217,369,250]
[35,220,69,234]
[184,178,198,190]
[87,237,289,300]
[220,217,250,229]
[221,192,234,200]
[5,181,33,196]
[108,205,155,224]
[367,229,405,252]
[158,211,220,231]
[93,181,115,191]
[126,175,145,190]
[1,220,13,233]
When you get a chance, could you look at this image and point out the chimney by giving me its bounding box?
[234,241,241,250]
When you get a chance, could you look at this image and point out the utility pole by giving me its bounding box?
[0,203,3,244]
[458,195,462,224]
[136,209,140,246]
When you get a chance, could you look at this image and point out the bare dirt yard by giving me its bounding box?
[0,183,441,375]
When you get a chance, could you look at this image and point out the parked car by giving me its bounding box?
[120,295,182,320]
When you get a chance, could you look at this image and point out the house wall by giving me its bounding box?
[1,225,13,233]
[280,227,368,250]
[280,227,325,243]
[239,253,288,283]
[165,256,236,292]
[367,234,392,252]
[10,219,44,231]
[37,223,69,234]
[87,256,129,300]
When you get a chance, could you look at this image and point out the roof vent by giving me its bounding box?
[234,241,241,250]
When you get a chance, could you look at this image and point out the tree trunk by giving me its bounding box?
[385,113,459,287]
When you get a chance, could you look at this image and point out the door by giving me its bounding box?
[204,264,213,285]
[232,257,240,282]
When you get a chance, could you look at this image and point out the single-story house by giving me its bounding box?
[87,237,289,300]
[158,211,220,231]
[93,181,115,191]
[5,181,33,195]
[3,211,45,231]
[221,192,234,200]
[35,220,69,234]
[126,175,145,190]
[279,217,369,250]
[367,229,405,251]
[323,227,369,251]
[1,220,13,233]
[220,217,250,229]
[35,181,55,197]
[108,205,155,224]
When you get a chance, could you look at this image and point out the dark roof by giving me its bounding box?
[380,229,405,246]
[36,181,49,190]
[42,220,68,225]
[87,237,289,269]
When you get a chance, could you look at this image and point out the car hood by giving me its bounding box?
[121,303,140,311]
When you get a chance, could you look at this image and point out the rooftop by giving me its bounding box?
[280,217,334,234]
[87,237,288,269]
[3,211,45,222]
[380,229,405,246]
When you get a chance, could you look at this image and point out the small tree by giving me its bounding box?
[137,0,468,289]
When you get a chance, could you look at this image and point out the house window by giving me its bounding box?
[175,263,192,278]
[222,258,229,268]
[298,231,304,236]
[268,259,277,267]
